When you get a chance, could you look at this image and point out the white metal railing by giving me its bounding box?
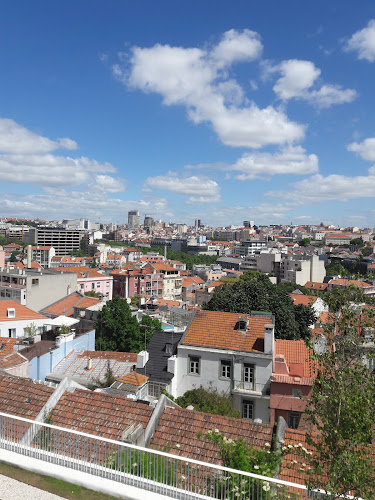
[0,411,316,499]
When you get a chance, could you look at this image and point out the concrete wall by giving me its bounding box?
[25,272,77,312]
[28,329,95,381]
[0,317,48,338]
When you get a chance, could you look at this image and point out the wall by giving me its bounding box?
[0,317,48,338]
[28,329,95,381]
[26,272,77,312]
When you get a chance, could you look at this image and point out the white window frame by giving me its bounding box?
[220,359,231,379]
[242,400,254,420]
[188,355,200,375]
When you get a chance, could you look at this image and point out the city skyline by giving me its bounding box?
[1,2,375,227]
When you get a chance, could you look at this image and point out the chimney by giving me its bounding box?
[264,324,274,355]
[87,358,92,370]
[27,245,32,269]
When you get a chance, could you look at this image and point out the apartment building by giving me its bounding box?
[149,263,182,300]
[53,266,113,300]
[26,228,85,256]
[111,267,164,299]
[30,245,55,268]
[168,310,275,423]
[0,268,77,311]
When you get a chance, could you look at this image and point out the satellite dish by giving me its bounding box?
[126,298,131,304]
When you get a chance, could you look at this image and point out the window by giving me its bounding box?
[288,411,301,429]
[220,360,231,379]
[91,283,95,290]
[242,400,254,420]
[8,328,16,338]
[97,282,101,288]
[292,388,302,398]
[32,278,39,286]
[165,343,173,355]
[189,356,200,375]
[80,284,84,289]
[106,282,110,287]
[243,364,254,390]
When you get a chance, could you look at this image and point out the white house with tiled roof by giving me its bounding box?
[0,300,49,338]
[169,310,275,424]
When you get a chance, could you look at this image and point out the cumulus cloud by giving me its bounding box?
[0,117,124,193]
[274,60,321,100]
[1,191,170,221]
[144,173,221,203]
[113,30,305,148]
[347,136,375,162]
[0,118,77,154]
[267,172,375,203]
[210,29,263,68]
[228,146,318,180]
[344,19,375,62]
[273,59,357,108]
[93,175,126,193]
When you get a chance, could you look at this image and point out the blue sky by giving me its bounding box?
[1,1,375,227]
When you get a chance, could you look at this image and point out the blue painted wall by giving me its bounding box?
[28,329,95,381]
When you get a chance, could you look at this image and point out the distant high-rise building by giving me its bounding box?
[128,210,140,228]
[195,219,201,229]
[144,216,154,228]
[243,220,254,228]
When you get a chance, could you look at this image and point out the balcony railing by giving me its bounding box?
[232,382,270,396]
[0,411,318,499]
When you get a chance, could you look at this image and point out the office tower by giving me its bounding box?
[128,210,140,228]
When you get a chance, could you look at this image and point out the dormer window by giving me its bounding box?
[236,315,248,331]
[7,308,15,318]
[165,343,173,355]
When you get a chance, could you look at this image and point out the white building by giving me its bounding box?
[168,310,275,423]
[0,300,49,338]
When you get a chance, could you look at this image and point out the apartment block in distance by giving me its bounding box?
[26,228,85,256]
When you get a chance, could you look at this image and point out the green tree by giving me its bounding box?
[9,251,19,262]
[304,307,375,498]
[175,386,241,418]
[298,237,311,247]
[94,296,161,352]
[0,235,6,245]
[69,249,85,257]
[350,237,364,247]
[84,290,101,298]
[204,273,316,340]
[91,257,97,268]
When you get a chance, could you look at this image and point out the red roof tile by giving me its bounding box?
[181,310,271,352]
[0,300,47,322]
[116,372,148,386]
[151,407,273,464]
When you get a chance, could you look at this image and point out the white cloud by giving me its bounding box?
[113,31,305,148]
[210,29,263,68]
[344,19,375,62]
[144,173,221,203]
[228,146,318,180]
[0,117,123,193]
[0,118,77,154]
[273,60,321,100]
[347,136,375,162]
[267,172,375,203]
[309,85,357,108]
[93,175,126,193]
[0,153,117,187]
[1,191,171,222]
[273,59,356,108]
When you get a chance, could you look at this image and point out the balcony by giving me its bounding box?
[0,411,312,499]
[232,381,271,398]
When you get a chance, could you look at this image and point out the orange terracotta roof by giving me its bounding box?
[182,276,204,288]
[52,389,153,440]
[116,371,148,386]
[304,281,328,291]
[0,352,28,370]
[0,337,18,357]
[275,340,316,378]
[329,278,371,288]
[181,310,272,352]
[151,407,273,464]
[0,374,54,419]
[41,292,100,317]
[0,300,47,322]
[78,351,138,362]
[289,294,317,307]
[151,263,178,272]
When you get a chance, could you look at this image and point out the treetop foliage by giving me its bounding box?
[94,296,161,352]
[175,386,241,418]
[204,272,316,340]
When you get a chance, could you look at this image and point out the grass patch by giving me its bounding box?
[0,461,117,499]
